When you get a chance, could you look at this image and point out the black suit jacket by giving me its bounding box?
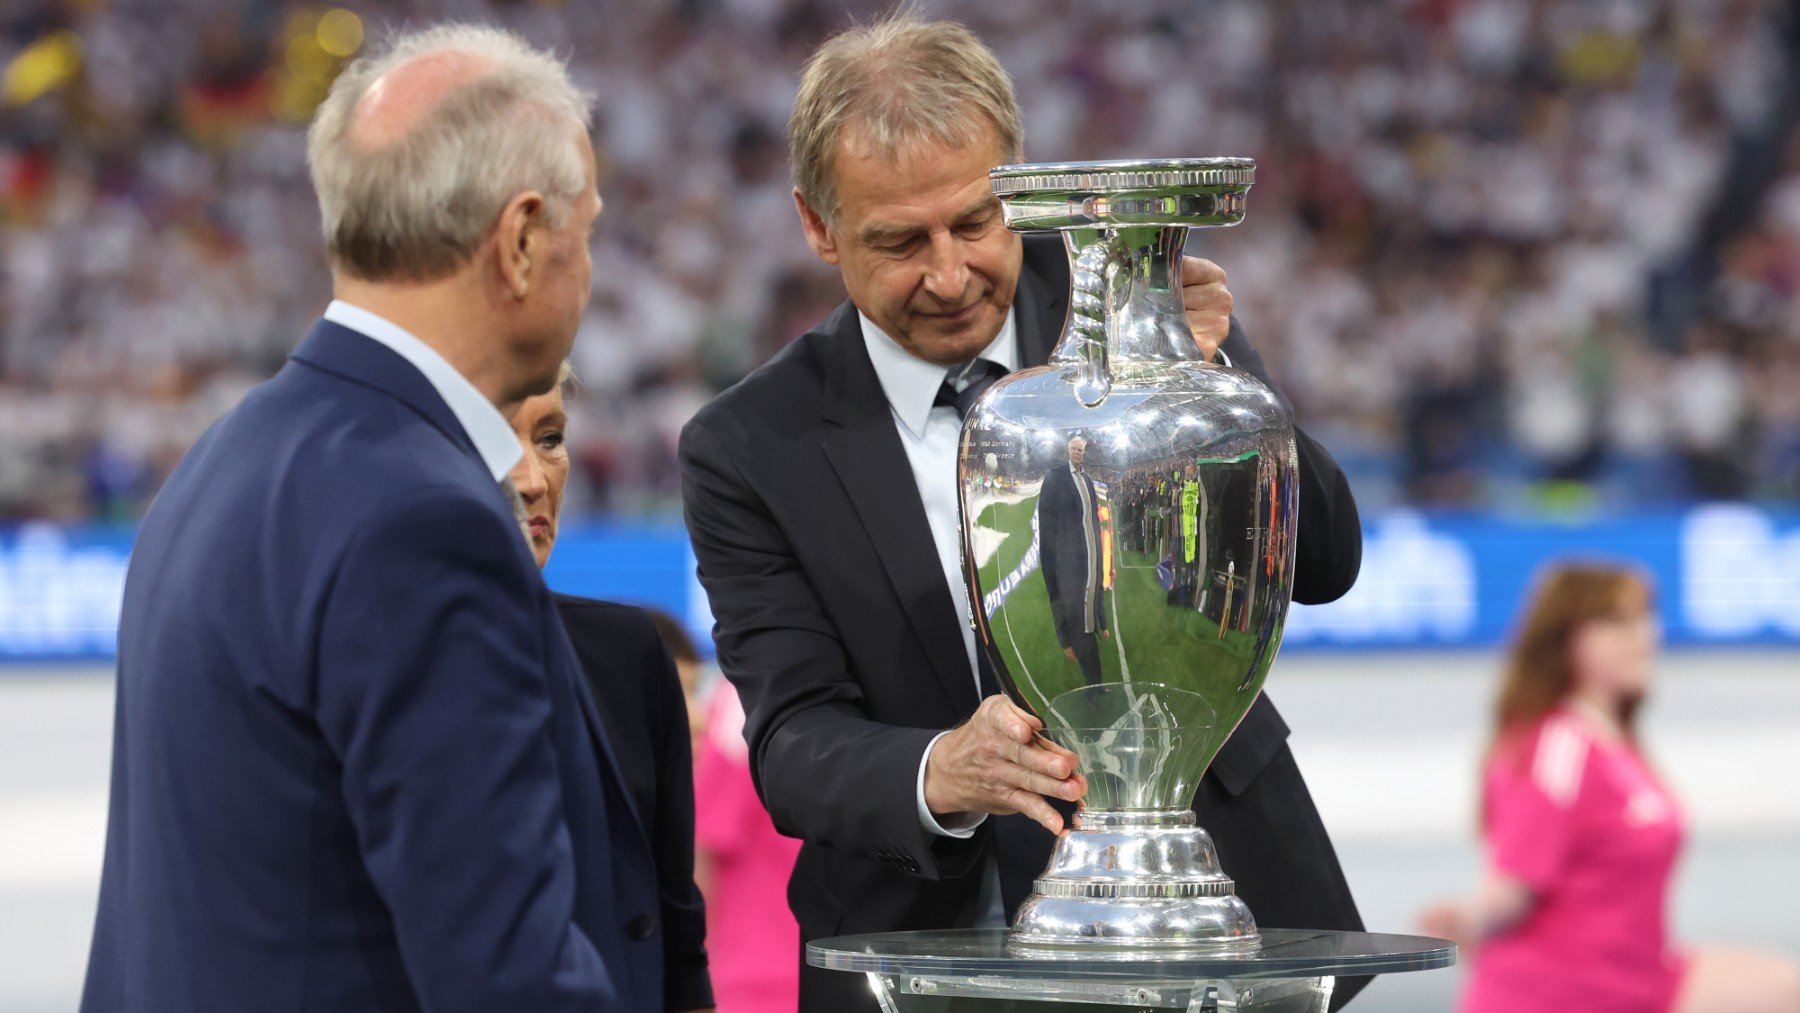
[680,237,1367,1011]
[554,595,712,1012]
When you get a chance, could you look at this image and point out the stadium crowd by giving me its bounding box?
[2,0,1797,522]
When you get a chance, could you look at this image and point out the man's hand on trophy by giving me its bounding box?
[1181,257,1233,362]
[925,695,1087,835]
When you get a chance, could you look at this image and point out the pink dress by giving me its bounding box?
[693,682,803,1013]
[1462,708,1688,1013]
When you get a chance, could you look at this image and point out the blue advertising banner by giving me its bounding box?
[2,507,1797,662]
[0,524,136,661]
[1282,506,1800,647]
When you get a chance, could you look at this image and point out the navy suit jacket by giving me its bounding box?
[82,320,662,1012]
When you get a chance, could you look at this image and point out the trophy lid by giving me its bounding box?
[989,157,1254,231]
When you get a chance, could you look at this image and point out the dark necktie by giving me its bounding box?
[934,358,1009,422]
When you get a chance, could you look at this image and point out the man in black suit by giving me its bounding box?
[680,15,1368,1011]
[1038,435,1109,686]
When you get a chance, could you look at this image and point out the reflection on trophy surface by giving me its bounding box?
[958,158,1298,951]
[1038,434,1109,688]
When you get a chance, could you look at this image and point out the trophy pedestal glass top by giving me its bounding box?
[807,928,1455,1011]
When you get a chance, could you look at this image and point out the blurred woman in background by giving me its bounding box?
[1421,564,1800,1013]
[691,674,802,1013]
[511,367,713,1013]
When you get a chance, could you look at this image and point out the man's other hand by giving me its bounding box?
[1181,257,1232,362]
[924,695,1086,835]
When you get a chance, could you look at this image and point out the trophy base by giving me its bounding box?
[1010,809,1260,952]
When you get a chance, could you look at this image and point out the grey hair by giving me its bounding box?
[307,23,594,281]
[789,13,1022,226]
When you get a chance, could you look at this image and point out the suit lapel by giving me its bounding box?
[556,622,652,844]
[818,305,980,713]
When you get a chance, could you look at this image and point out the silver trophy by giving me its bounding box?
[958,158,1296,951]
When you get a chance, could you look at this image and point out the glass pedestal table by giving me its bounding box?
[807,928,1455,1012]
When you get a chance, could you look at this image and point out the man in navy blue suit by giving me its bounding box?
[81,25,661,1012]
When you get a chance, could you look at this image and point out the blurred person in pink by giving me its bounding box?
[693,678,802,1013]
[1421,564,1800,1013]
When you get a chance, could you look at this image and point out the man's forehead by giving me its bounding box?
[856,189,997,239]
[834,128,1003,219]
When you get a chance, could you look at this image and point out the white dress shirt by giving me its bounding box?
[859,309,1019,927]
[323,300,522,482]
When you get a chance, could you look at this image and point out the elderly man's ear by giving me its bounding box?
[496,191,549,300]
[792,188,841,265]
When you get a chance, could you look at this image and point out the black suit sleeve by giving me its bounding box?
[1210,322,1372,1009]
[679,417,983,882]
[1218,318,1362,604]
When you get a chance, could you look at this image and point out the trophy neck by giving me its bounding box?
[1074,808,1196,830]
[991,157,1253,407]
[1052,226,1204,369]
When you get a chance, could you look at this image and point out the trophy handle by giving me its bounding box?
[1067,240,1119,407]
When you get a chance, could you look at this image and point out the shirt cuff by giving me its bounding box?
[917,730,985,837]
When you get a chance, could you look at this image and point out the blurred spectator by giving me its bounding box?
[693,678,802,1013]
[2,0,1798,521]
[1418,563,1800,1011]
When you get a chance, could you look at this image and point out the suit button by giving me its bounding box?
[626,914,656,941]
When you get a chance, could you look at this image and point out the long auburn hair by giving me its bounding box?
[1481,564,1654,830]
[1492,563,1654,748]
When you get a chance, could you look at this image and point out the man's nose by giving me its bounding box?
[920,232,970,303]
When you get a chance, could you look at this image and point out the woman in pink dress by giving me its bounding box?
[1421,564,1800,1013]
[693,680,802,1012]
